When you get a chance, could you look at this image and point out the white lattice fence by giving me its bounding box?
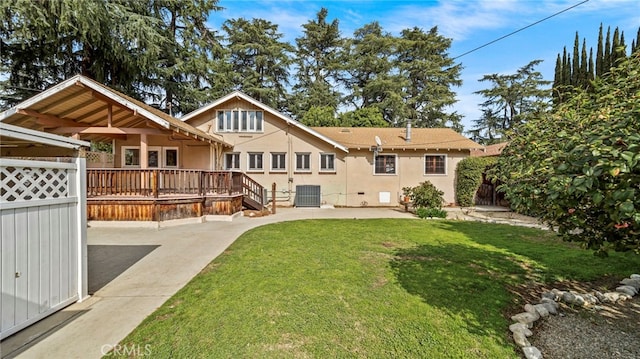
[86,151,114,168]
[1,162,70,202]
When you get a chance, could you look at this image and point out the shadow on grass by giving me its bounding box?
[390,241,523,342]
[390,221,640,341]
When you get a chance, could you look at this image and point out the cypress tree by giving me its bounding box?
[553,54,562,104]
[571,32,580,85]
[604,26,611,72]
[580,39,588,88]
[596,24,604,77]
[611,28,621,66]
[563,51,572,87]
[588,48,595,83]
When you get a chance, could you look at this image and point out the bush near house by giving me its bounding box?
[455,156,497,207]
[403,181,446,218]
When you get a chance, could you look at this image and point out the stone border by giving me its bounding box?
[509,274,640,359]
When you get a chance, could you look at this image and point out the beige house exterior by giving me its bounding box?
[182,91,482,207]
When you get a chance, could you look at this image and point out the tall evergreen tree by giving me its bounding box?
[604,26,612,71]
[0,0,167,107]
[338,22,401,122]
[571,33,580,85]
[222,18,294,110]
[472,60,551,143]
[397,26,462,130]
[291,8,343,120]
[596,24,604,77]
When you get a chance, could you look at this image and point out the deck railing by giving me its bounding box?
[87,169,264,206]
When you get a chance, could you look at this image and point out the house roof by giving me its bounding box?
[181,91,349,153]
[312,127,482,151]
[470,142,509,157]
[0,122,90,149]
[0,75,231,147]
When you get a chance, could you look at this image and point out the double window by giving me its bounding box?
[248,152,263,171]
[320,153,335,172]
[374,154,396,175]
[225,152,240,170]
[295,153,311,172]
[271,153,286,172]
[425,155,446,174]
[122,146,178,168]
[217,110,263,132]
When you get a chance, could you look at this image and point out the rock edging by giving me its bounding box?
[509,274,640,359]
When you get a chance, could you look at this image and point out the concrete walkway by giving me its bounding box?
[2,207,418,359]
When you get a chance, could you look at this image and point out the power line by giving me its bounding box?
[453,0,589,60]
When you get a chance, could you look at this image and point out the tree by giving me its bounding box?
[492,54,640,255]
[0,0,166,107]
[222,17,294,111]
[148,0,229,116]
[471,60,551,144]
[290,8,343,120]
[0,0,226,115]
[397,27,463,130]
[338,107,388,127]
[338,21,401,124]
[300,106,340,127]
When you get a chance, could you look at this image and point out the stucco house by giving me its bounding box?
[181,91,482,207]
[1,76,482,221]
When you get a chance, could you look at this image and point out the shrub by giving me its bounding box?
[416,207,447,219]
[403,181,444,209]
[455,156,497,207]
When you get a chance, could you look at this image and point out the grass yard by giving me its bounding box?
[111,219,640,358]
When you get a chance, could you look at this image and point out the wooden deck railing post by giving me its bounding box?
[152,170,159,198]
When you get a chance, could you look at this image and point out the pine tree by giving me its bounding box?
[291,8,343,120]
[396,26,462,130]
[222,18,294,110]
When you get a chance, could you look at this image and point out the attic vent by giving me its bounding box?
[340,128,351,133]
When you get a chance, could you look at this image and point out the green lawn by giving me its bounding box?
[111,219,640,358]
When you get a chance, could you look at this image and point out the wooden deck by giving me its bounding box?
[86,169,265,221]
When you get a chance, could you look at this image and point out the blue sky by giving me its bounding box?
[208,0,640,132]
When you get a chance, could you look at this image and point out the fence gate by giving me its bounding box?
[295,185,321,207]
[1,157,87,340]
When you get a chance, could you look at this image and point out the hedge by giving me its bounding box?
[455,156,497,207]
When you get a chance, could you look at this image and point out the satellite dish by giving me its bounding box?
[375,135,382,147]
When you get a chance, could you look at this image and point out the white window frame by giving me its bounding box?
[270,152,286,172]
[122,146,141,168]
[225,152,241,170]
[295,152,311,173]
[319,153,336,173]
[424,154,447,175]
[247,152,264,172]
[217,110,264,132]
[147,146,161,168]
[374,154,397,175]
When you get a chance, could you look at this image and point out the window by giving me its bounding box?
[425,155,446,174]
[248,152,263,171]
[123,147,140,167]
[164,148,178,167]
[121,146,179,168]
[296,153,311,172]
[374,154,396,174]
[271,153,286,171]
[225,153,240,170]
[320,153,335,172]
[217,110,263,132]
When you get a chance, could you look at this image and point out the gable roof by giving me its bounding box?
[471,142,509,157]
[180,91,349,153]
[0,75,230,146]
[312,127,482,151]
